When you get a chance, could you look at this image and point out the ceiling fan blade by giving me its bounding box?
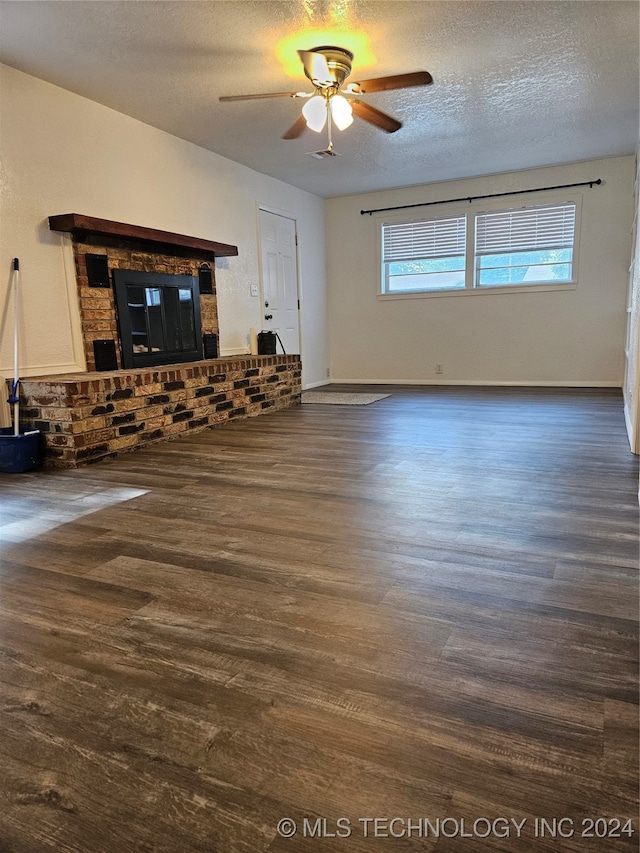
[298,49,333,85]
[349,71,433,94]
[351,100,402,133]
[282,113,308,140]
[219,91,306,102]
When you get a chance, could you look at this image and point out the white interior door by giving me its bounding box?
[259,209,300,355]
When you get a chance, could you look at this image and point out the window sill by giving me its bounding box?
[378,283,578,301]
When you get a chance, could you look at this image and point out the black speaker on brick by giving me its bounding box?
[93,339,118,371]
[257,331,277,355]
[86,253,110,288]
[203,333,218,359]
[198,264,214,295]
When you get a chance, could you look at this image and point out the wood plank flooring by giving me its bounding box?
[0,385,638,852]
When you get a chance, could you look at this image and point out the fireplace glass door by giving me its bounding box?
[114,270,203,368]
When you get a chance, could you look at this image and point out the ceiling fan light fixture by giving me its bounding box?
[302,94,328,132]
[330,94,353,130]
[221,44,432,143]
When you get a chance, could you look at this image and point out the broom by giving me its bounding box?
[7,259,20,434]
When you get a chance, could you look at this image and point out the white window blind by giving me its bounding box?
[383,215,466,263]
[475,202,576,256]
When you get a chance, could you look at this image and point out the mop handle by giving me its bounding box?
[12,258,19,436]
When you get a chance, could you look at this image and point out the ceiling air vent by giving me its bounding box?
[306,149,341,160]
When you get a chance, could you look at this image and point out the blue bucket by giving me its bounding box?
[0,428,41,473]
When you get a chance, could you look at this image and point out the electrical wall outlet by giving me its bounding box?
[250,284,259,297]
[326,367,330,378]
[435,363,444,375]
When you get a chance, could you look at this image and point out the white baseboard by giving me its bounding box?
[623,401,640,455]
[330,378,622,388]
[3,362,86,379]
[624,401,633,442]
[219,347,251,357]
[303,379,332,390]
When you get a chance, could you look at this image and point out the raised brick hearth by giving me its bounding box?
[21,355,301,468]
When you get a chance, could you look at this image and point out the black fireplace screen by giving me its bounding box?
[113,270,203,368]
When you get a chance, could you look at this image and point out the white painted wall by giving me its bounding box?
[326,157,635,386]
[0,64,329,387]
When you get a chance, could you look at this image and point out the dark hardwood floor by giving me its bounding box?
[0,386,638,852]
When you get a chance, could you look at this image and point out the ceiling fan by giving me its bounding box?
[219,46,432,148]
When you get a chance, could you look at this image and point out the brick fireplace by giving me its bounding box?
[49,213,231,372]
[17,215,301,467]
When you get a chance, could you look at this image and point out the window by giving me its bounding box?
[383,214,466,293]
[380,199,578,296]
[475,203,576,287]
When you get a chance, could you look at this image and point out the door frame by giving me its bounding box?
[256,203,302,355]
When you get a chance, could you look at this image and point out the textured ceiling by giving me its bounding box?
[0,1,638,198]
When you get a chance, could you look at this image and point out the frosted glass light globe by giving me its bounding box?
[302,95,327,132]
[330,95,354,130]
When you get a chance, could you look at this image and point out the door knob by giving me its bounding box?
[265,313,273,320]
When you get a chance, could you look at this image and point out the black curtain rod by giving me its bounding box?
[360,179,602,216]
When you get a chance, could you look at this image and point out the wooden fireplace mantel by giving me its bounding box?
[48,213,239,259]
